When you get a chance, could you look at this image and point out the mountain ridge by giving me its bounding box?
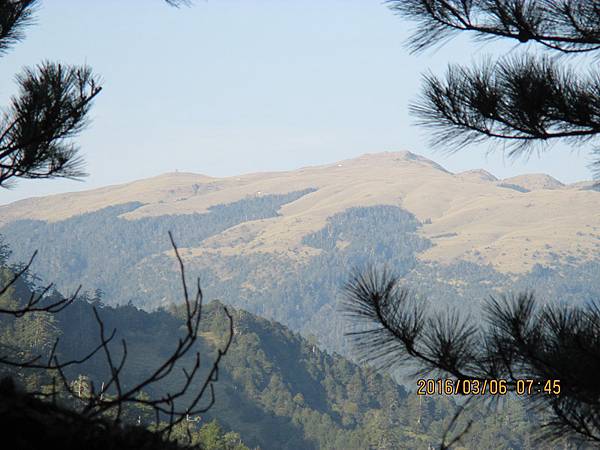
[2,151,596,274]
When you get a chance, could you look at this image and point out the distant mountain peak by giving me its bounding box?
[340,151,452,173]
[457,169,498,182]
[501,173,565,191]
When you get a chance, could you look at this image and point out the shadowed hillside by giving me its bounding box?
[0,271,573,450]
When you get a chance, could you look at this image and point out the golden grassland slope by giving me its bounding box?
[1,151,599,273]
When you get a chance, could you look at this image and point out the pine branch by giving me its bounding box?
[342,267,600,443]
[410,55,600,157]
[0,0,38,56]
[0,62,102,188]
[388,0,600,54]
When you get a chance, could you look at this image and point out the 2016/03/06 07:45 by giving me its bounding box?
[416,378,561,396]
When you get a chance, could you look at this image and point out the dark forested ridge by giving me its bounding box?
[0,266,579,450]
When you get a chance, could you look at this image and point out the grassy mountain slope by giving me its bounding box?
[2,152,600,354]
[2,151,599,273]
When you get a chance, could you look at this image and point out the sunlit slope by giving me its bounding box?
[1,151,598,273]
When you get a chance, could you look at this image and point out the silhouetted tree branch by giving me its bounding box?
[0,230,233,437]
[0,241,108,370]
[0,376,209,450]
[0,62,102,186]
[389,0,600,54]
[387,0,600,175]
[50,232,233,435]
[0,250,80,316]
[0,1,101,188]
[440,396,475,450]
[0,0,37,55]
[411,55,600,155]
[343,268,600,445]
[0,0,190,189]
[165,0,192,7]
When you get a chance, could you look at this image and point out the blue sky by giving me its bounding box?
[0,0,596,204]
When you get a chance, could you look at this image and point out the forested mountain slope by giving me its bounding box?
[2,152,599,353]
[0,271,571,450]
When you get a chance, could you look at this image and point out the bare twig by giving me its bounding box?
[50,231,232,434]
